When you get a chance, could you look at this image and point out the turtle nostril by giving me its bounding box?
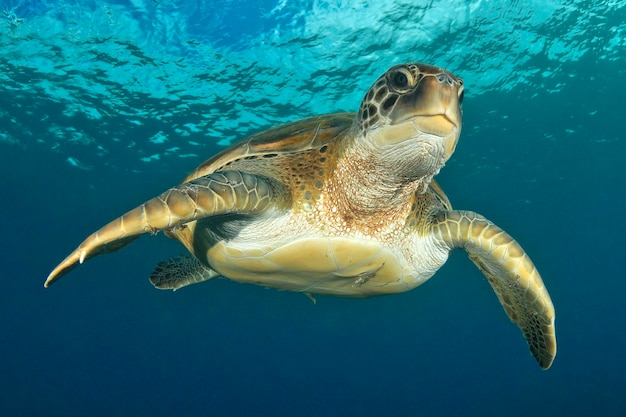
[436,73,453,86]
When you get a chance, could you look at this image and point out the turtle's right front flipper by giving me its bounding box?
[433,210,556,369]
[44,171,276,287]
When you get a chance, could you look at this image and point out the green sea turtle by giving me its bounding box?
[45,62,556,369]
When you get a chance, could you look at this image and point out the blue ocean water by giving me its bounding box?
[1,0,625,416]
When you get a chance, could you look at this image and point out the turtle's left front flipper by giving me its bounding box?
[44,171,276,287]
[433,210,556,369]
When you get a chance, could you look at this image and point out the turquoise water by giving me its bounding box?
[1,1,625,416]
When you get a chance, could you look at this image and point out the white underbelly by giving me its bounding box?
[202,212,449,297]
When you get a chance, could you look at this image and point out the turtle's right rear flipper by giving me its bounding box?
[44,171,275,287]
[150,255,220,291]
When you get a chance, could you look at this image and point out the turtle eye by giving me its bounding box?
[388,67,414,93]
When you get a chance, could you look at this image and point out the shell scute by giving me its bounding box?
[183,113,354,183]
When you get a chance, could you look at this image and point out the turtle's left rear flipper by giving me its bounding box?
[44,171,275,287]
[150,255,220,291]
[434,210,557,369]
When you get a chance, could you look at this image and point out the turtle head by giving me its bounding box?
[356,63,464,181]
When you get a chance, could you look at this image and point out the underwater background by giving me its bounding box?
[1,1,625,416]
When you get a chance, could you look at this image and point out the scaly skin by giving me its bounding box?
[44,171,276,287]
[150,255,220,290]
[433,210,556,369]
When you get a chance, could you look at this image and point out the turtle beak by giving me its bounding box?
[442,82,463,161]
[392,72,463,161]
